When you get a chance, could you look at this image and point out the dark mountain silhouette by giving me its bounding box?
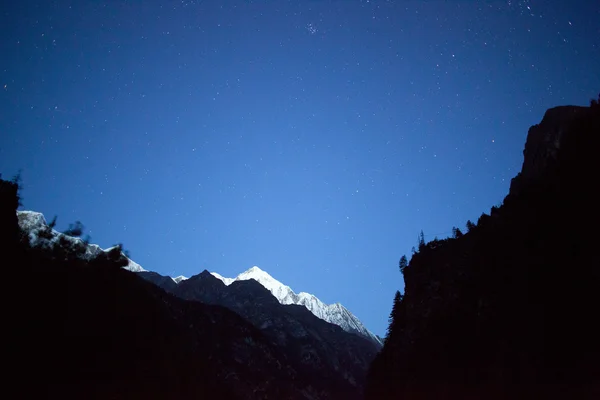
[5,221,309,398]
[3,176,378,399]
[139,268,380,399]
[366,101,600,399]
[1,187,337,399]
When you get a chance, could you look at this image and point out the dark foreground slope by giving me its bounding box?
[366,102,600,400]
[1,180,312,400]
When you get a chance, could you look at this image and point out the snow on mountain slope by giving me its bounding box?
[172,275,188,284]
[17,210,145,273]
[209,272,233,286]
[212,266,382,346]
[16,210,381,346]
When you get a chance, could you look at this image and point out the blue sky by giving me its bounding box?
[1,0,599,337]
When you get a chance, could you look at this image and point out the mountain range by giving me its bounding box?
[8,99,597,399]
[211,267,382,346]
[18,209,381,346]
[13,207,380,399]
[139,267,380,396]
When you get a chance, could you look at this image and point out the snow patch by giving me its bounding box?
[210,272,234,285]
[172,275,188,284]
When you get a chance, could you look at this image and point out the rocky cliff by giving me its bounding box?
[366,101,600,400]
[509,105,590,197]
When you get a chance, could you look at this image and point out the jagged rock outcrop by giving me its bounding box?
[509,105,589,197]
[366,102,600,400]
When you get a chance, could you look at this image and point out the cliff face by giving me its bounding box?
[366,103,600,400]
[509,105,589,197]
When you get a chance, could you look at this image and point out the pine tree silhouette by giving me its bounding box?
[385,291,403,341]
[399,255,408,273]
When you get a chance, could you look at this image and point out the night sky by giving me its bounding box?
[1,0,599,337]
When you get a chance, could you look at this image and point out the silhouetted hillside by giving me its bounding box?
[2,180,320,399]
[366,102,600,400]
[4,173,380,399]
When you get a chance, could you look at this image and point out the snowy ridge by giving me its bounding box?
[16,210,381,346]
[211,266,382,346]
[209,272,233,286]
[17,210,145,273]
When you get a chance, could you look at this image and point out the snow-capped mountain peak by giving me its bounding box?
[212,266,382,346]
[232,266,299,305]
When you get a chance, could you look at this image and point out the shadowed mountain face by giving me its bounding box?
[3,184,375,400]
[6,240,305,398]
[140,269,381,399]
[5,177,380,400]
[210,266,383,346]
[366,103,600,400]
